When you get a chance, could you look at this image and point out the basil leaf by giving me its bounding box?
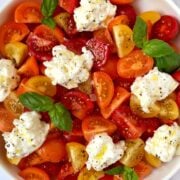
[105,166,138,180]
[42,17,56,29]
[41,0,58,17]
[49,103,72,132]
[133,16,147,48]
[143,39,174,57]
[155,52,180,73]
[19,92,54,112]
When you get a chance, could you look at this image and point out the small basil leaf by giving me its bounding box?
[133,16,147,48]
[143,39,174,57]
[49,103,72,132]
[105,166,124,175]
[155,52,180,73]
[123,167,138,180]
[42,17,56,29]
[41,0,58,17]
[19,92,54,112]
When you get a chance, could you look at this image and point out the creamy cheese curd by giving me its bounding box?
[74,0,117,32]
[44,45,93,89]
[86,133,126,171]
[0,59,19,102]
[145,123,180,162]
[131,67,179,112]
[2,111,49,159]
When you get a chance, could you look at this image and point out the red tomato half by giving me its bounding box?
[116,4,137,27]
[172,71,180,82]
[152,15,179,42]
[19,167,50,180]
[61,90,94,120]
[111,106,145,139]
[82,115,117,141]
[14,2,42,23]
[59,0,79,14]
[0,22,29,56]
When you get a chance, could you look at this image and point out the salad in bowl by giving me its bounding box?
[0,0,180,179]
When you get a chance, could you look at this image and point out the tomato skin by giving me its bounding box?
[59,0,79,14]
[114,77,134,91]
[61,90,94,120]
[111,106,145,139]
[19,167,50,180]
[93,71,114,109]
[116,5,137,27]
[152,15,179,42]
[99,55,119,80]
[110,0,134,4]
[0,22,29,56]
[82,115,117,141]
[86,38,111,69]
[176,90,180,108]
[172,71,180,82]
[117,50,154,78]
[14,2,42,23]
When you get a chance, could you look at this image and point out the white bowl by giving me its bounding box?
[0,0,180,179]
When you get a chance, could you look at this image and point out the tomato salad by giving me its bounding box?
[0,0,180,180]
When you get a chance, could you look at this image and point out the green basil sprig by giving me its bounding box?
[41,0,58,28]
[133,17,180,73]
[19,92,72,132]
[105,166,138,180]
[133,17,147,48]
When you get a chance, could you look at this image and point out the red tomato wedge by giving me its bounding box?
[0,104,15,132]
[111,106,145,139]
[61,90,94,120]
[152,15,179,42]
[59,0,79,14]
[172,70,180,82]
[0,22,29,56]
[14,2,42,23]
[110,0,134,4]
[93,71,114,108]
[117,50,154,78]
[17,56,39,77]
[19,167,50,180]
[101,87,130,119]
[82,115,117,141]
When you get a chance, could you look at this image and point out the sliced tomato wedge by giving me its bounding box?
[61,90,94,120]
[101,87,130,119]
[152,15,179,42]
[19,167,50,180]
[172,70,180,82]
[110,0,134,5]
[59,0,79,14]
[0,22,29,56]
[111,106,145,139]
[82,115,117,141]
[117,50,154,78]
[86,38,111,69]
[14,2,42,23]
[93,71,114,109]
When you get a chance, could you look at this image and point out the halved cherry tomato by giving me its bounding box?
[152,15,179,42]
[111,106,145,139]
[19,167,50,180]
[82,115,117,141]
[86,38,111,69]
[101,87,130,119]
[108,15,129,33]
[144,152,162,168]
[0,104,15,132]
[172,70,180,82]
[25,75,57,97]
[3,92,24,117]
[99,55,119,80]
[17,56,39,77]
[134,161,153,179]
[117,50,154,78]
[110,0,134,4]
[0,22,29,56]
[14,2,42,23]
[93,72,114,109]
[139,11,161,24]
[116,5,137,27]
[59,0,79,14]
[61,90,94,120]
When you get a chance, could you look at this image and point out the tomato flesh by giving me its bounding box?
[59,0,79,14]
[61,90,94,120]
[172,71,180,82]
[152,15,179,42]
